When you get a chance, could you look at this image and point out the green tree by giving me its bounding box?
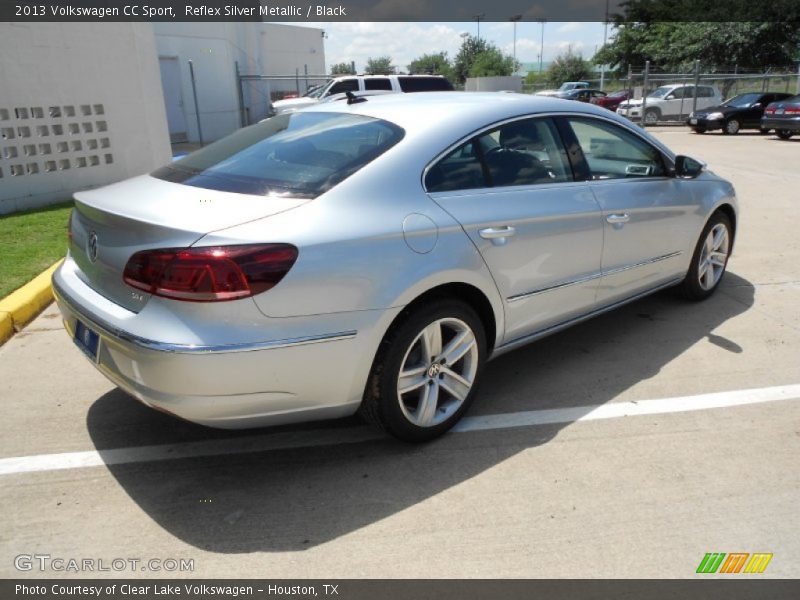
[547,46,591,86]
[408,52,453,79]
[364,56,395,75]
[330,62,354,75]
[453,35,491,84]
[469,48,518,78]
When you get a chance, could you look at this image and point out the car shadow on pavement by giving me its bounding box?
[86,272,755,554]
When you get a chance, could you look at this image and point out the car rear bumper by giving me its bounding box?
[761,117,800,131]
[53,258,398,429]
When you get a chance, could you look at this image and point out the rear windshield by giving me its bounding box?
[152,112,405,199]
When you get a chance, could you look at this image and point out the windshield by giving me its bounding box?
[152,112,405,199]
[648,86,674,99]
[609,90,628,98]
[722,93,762,108]
[304,83,329,98]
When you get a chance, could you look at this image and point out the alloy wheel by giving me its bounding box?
[725,119,740,134]
[698,223,730,291]
[396,318,479,428]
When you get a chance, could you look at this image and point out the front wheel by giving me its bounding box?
[643,108,660,125]
[724,119,740,135]
[359,300,486,442]
[679,212,733,301]
[777,130,794,140]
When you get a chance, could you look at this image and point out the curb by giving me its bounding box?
[0,259,63,345]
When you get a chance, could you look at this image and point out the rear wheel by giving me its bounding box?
[359,300,486,442]
[777,129,794,140]
[679,211,733,301]
[724,119,741,135]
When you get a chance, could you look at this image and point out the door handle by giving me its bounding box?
[479,226,516,240]
[606,213,630,224]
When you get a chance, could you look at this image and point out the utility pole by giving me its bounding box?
[473,13,485,39]
[537,19,547,74]
[510,15,522,67]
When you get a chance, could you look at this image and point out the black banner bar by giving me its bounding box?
[4,580,800,600]
[2,0,800,22]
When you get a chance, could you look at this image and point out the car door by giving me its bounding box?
[425,116,604,343]
[559,115,697,306]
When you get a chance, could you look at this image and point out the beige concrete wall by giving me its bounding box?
[0,23,171,215]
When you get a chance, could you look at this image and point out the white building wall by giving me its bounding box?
[154,22,325,141]
[0,23,172,214]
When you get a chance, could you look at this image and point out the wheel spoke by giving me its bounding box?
[441,329,476,366]
[439,367,471,401]
[698,260,710,277]
[398,365,427,395]
[420,323,442,364]
[712,227,727,251]
[415,382,439,427]
[704,263,715,288]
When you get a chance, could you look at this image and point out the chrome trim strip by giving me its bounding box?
[52,279,357,355]
[492,276,684,360]
[506,251,682,303]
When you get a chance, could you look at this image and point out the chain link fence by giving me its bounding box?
[237,69,330,126]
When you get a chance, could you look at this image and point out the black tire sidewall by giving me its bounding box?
[375,300,487,442]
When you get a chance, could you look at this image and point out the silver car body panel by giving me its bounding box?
[53,93,738,429]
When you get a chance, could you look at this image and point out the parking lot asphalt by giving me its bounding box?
[1,128,799,579]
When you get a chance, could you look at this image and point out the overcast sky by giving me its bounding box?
[312,21,609,72]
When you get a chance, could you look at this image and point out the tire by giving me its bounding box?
[359,299,487,442]
[724,119,740,135]
[643,108,660,125]
[776,129,794,140]
[692,127,706,134]
[679,211,733,301]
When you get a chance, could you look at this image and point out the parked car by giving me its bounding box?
[687,92,794,134]
[617,84,723,124]
[270,74,454,115]
[535,81,591,97]
[593,89,632,112]
[561,89,607,103]
[54,93,737,442]
[761,94,800,139]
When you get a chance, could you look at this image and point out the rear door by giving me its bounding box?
[426,116,604,342]
[559,115,696,305]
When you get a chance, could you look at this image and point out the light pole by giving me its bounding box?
[599,0,609,90]
[510,15,522,67]
[473,13,485,40]
[538,19,547,74]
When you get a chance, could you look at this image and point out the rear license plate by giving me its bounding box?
[74,320,100,361]
[690,118,698,124]
[776,108,785,115]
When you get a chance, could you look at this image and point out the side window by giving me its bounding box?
[699,87,715,98]
[365,78,392,91]
[425,117,572,192]
[479,118,572,187]
[425,140,486,192]
[566,117,666,179]
[399,77,454,92]
[328,79,359,95]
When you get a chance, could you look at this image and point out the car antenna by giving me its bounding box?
[346,91,367,105]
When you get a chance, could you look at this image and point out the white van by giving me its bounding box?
[270,75,454,115]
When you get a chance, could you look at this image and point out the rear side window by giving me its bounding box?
[328,79,359,95]
[426,117,572,192]
[152,112,404,199]
[398,77,454,92]
[365,78,392,91]
[566,117,666,179]
[698,87,716,98]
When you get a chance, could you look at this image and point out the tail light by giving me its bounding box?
[764,107,776,115]
[123,244,298,302]
[785,106,800,114]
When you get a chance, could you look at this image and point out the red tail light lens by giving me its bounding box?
[764,107,776,115]
[123,244,298,302]
[785,106,800,114]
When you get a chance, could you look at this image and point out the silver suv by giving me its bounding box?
[617,84,723,124]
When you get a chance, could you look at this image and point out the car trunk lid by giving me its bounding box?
[69,175,307,312]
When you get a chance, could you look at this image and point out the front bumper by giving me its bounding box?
[761,117,800,132]
[616,106,642,119]
[686,116,724,130]
[53,259,399,429]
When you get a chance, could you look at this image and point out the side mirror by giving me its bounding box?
[674,155,706,178]
[752,103,762,109]
[665,94,676,100]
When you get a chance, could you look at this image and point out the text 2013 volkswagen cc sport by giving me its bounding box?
[54,93,738,442]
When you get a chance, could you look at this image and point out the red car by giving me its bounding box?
[592,89,632,112]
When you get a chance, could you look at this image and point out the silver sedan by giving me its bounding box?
[54,93,738,442]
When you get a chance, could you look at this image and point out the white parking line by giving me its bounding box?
[2,384,799,477]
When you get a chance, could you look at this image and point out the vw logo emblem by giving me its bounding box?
[87,232,99,263]
[427,363,442,378]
